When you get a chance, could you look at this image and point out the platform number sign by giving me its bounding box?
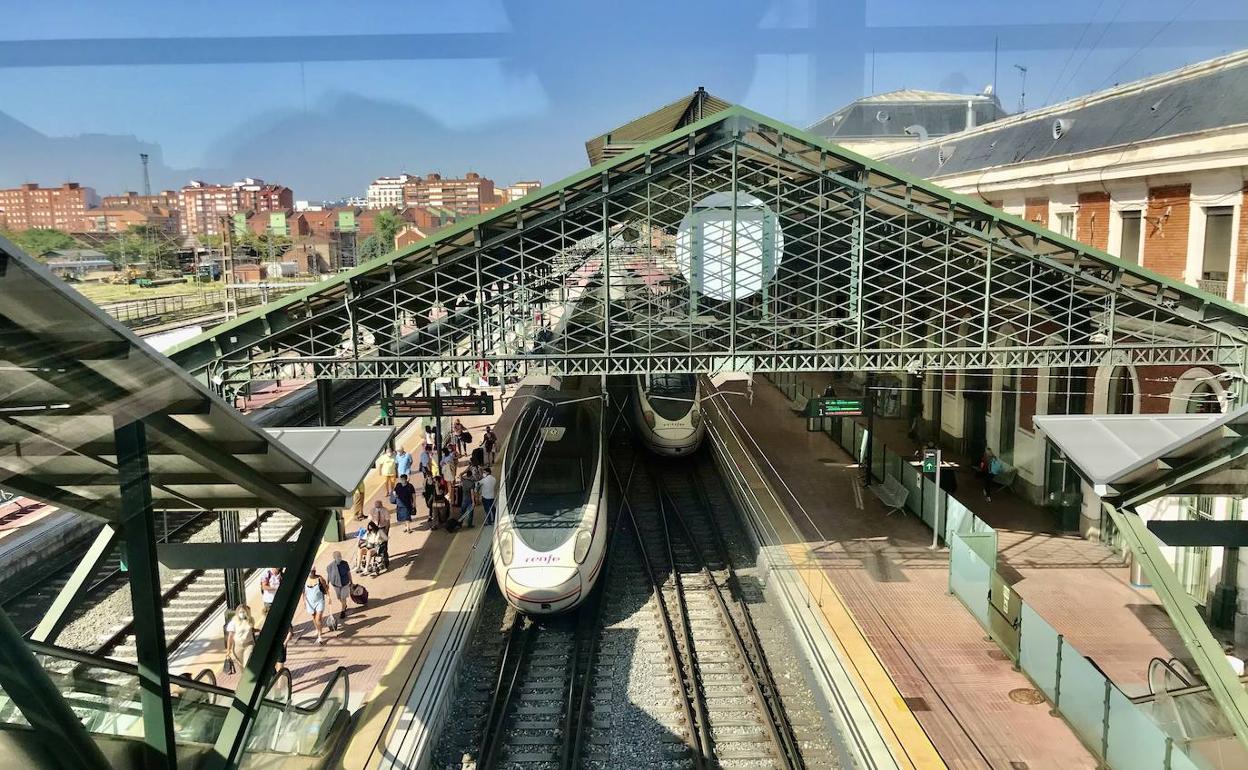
[382,394,494,419]
[806,397,863,417]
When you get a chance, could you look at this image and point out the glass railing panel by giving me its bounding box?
[1019,603,1061,702]
[949,531,992,628]
[1058,650,1109,750]
[921,475,939,529]
[898,460,921,517]
[1106,686,1169,769]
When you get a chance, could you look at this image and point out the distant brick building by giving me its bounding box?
[0,182,99,231]
[179,178,293,236]
[102,190,180,210]
[403,172,496,216]
[79,206,180,237]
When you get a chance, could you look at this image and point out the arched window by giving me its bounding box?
[1186,381,1221,414]
[1107,367,1135,415]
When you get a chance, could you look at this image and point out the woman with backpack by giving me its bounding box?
[304,568,329,645]
[225,603,257,674]
[979,448,1005,502]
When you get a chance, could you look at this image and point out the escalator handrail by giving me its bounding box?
[1132,659,1248,705]
[29,639,292,710]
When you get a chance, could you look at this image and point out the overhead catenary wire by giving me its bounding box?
[1097,0,1201,91]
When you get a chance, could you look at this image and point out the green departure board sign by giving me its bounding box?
[806,397,863,417]
[922,449,938,474]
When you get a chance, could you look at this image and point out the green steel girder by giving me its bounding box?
[115,418,177,770]
[1102,502,1248,754]
[166,106,1248,389]
[31,524,119,644]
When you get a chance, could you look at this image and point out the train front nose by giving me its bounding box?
[504,565,582,614]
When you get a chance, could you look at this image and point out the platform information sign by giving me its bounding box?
[382,394,494,419]
[806,397,863,417]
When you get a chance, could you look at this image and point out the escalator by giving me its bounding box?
[0,641,351,768]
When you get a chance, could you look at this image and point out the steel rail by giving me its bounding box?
[606,450,707,770]
[475,613,531,770]
[665,471,806,769]
[93,509,300,660]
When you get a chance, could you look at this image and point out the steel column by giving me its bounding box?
[0,607,111,770]
[31,524,118,644]
[115,418,178,770]
[220,510,245,614]
[317,378,334,426]
[206,513,329,770]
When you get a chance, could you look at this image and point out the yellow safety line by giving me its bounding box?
[783,543,946,770]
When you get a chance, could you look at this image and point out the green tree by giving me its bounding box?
[1,227,78,258]
[355,210,405,263]
[101,225,178,273]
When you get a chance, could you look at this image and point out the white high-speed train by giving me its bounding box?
[491,379,607,614]
[633,373,704,456]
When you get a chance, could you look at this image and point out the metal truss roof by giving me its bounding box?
[167,105,1248,394]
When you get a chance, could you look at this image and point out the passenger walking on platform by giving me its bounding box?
[422,472,436,526]
[452,419,466,452]
[424,424,437,451]
[395,446,413,480]
[479,467,498,525]
[225,603,257,672]
[394,474,416,533]
[325,551,352,624]
[275,628,294,676]
[259,567,282,616]
[418,446,431,476]
[304,569,329,645]
[459,470,477,528]
[483,426,498,464]
[369,500,391,568]
[978,448,1003,502]
[442,444,458,478]
[431,489,451,530]
[376,448,398,495]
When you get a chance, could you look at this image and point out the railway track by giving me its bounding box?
[628,455,805,770]
[96,508,302,663]
[4,509,216,639]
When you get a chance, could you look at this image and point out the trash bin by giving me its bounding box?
[1129,552,1151,588]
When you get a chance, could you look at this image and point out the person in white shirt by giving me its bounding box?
[478,467,498,525]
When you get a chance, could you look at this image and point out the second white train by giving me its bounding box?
[632,373,704,456]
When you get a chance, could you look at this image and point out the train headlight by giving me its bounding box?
[642,410,656,428]
[573,528,593,563]
[498,531,514,565]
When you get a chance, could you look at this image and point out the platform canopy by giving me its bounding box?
[168,102,1248,398]
[1034,408,1248,499]
[0,236,352,521]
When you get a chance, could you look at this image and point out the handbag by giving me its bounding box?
[388,491,398,505]
[222,656,236,676]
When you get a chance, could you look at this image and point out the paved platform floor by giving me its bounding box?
[711,376,1100,769]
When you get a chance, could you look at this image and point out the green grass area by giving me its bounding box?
[72,280,226,305]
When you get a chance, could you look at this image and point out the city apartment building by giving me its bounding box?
[179,178,293,236]
[403,172,495,216]
[101,190,180,210]
[79,206,179,237]
[0,182,99,231]
[366,174,413,209]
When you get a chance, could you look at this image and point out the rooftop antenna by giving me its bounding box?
[139,153,151,196]
[1013,64,1028,112]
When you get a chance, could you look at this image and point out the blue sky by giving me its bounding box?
[1,0,1245,200]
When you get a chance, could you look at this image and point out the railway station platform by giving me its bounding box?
[701,373,1173,769]
[168,386,523,769]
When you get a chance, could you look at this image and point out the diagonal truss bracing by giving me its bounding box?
[168,106,1248,394]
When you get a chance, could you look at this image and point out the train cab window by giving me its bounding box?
[648,373,695,396]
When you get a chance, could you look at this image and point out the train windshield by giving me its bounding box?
[505,395,601,551]
[645,374,696,421]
